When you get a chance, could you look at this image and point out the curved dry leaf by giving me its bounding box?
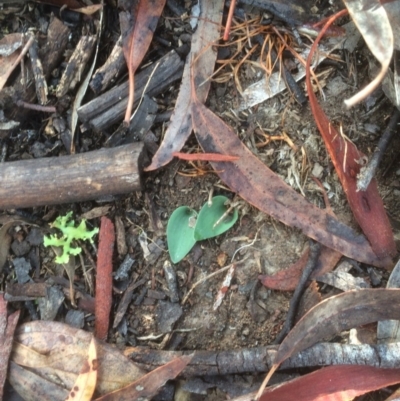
[144,0,224,171]
[94,354,193,401]
[275,289,400,367]
[343,0,393,107]
[12,321,144,395]
[66,337,97,401]
[191,99,387,268]
[9,361,69,401]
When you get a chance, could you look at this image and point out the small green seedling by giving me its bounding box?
[167,196,238,263]
[43,212,99,264]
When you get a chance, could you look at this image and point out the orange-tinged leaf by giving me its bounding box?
[306,10,396,265]
[191,99,388,268]
[66,337,98,401]
[123,0,166,123]
[94,354,193,401]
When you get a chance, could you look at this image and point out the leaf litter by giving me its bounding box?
[3,1,400,400]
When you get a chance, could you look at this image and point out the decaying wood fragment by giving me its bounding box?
[77,49,184,132]
[90,35,126,94]
[0,143,144,209]
[56,35,97,98]
[28,34,48,105]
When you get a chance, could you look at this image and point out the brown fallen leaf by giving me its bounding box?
[191,99,388,268]
[144,0,224,171]
[9,361,69,401]
[94,354,193,401]
[234,365,400,401]
[259,245,341,291]
[306,10,396,264]
[0,295,20,400]
[11,321,144,395]
[257,288,400,398]
[122,0,166,124]
[66,337,98,401]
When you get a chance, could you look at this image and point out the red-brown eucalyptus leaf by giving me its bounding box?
[144,0,224,171]
[122,0,166,123]
[306,11,396,264]
[233,365,400,401]
[191,99,388,268]
[275,289,400,367]
[93,354,192,401]
[259,245,341,291]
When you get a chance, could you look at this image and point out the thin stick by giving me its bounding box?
[357,108,400,191]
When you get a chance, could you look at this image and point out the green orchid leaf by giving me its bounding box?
[194,196,238,241]
[167,206,197,263]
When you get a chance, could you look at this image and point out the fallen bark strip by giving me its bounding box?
[0,143,143,209]
[126,342,400,377]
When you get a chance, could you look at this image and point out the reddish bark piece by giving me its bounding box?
[122,0,166,123]
[306,10,396,264]
[0,295,20,400]
[259,245,341,291]
[173,152,239,162]
[191,99,388,268]
[254,365,400,401]
[94,354,192,401]
[95,217,115,340]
